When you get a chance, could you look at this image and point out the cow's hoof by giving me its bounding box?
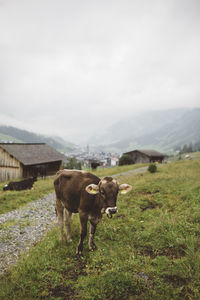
[89,243,97,251]
[76,250,83,257]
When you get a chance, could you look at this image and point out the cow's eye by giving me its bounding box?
[101,190,105,195]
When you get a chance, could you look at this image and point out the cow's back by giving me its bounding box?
[54,170,100,213]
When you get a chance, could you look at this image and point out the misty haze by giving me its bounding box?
[0,0,200,149]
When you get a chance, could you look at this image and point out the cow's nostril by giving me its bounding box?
[105,207,118,215]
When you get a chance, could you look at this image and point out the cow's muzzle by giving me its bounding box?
[105,207,118,218]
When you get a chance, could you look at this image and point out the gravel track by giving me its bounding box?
[112,166,148,178]
[0,166,148,274]
[0,193,56,274]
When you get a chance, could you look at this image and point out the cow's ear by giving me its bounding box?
[85,184,99,194]
[119,184,132,194]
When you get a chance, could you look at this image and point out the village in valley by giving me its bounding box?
[66,144,120,168]
[0,139,168,182]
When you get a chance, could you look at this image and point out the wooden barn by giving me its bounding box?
[124,149,165,164]
[0,143,67,182]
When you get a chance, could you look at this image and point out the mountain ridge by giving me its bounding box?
[0,126,75,153]
[0,108,199,154]
[88,108,200,153]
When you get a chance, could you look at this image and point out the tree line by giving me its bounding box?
[175,141,200,154]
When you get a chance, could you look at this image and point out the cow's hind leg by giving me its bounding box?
[64,209,72,242]
[56,199,65,243]
[77,212,88,256]
[89,221,97,251]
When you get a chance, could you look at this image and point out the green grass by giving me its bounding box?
[0,218,31,233]
[0,177,55,215]
[189,151,200,159]
[169,151,200,162]
[87,163,148,178]
[0,164,146,215]
[0,159,200,299]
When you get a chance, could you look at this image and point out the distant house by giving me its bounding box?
[87,159,102,169]
[0,143,67,182]
[124,149,165,164]
[111,157,119,167]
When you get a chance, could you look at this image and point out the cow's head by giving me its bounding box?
[3,184,9,191]
[85,177,132,218]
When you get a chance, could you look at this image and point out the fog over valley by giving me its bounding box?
[0,0,200,146]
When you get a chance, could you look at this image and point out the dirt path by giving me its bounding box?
[112,166,148,178]
[0,193,56,274]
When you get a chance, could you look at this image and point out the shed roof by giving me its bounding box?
[0,143,67,166]
[124,149,165,158]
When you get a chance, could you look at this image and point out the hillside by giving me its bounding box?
[0,133,23,143]
[89,108,200,153]
[1,108,199,154]
[0,126,75,153]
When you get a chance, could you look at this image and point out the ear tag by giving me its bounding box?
[120,190,127,195]
[90,189,98,194]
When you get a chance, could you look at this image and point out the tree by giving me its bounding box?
[64,157,82,170]
[193,141,200,151]
[148,163,157,173]
[181,143,193,154]
[119,154,134,166]
[181,144,189,154]
[187,143,193,153]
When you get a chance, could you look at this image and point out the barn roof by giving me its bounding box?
[124,149,165,158]
[0,143,67,166]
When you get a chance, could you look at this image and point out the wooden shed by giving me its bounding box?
[0,143,67,182]
[124,149,165,164]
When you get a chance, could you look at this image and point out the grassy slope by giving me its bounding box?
[0,160,200,299]
[0,164,145,215]
[0,133,23,143]
[90,163,148,178]
[0,177,54,215]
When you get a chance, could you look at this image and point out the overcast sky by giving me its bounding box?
[0,0,200,143]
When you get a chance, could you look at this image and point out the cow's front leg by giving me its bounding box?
[77,212,88,256]
[56,199,65,243]
[89,221,97,251]
[64,209,72,242]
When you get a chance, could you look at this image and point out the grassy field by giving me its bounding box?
[0,159,200,299]
[0,177,54,215]
[169,151,200,162]
[0,164,146,215]
[86,163,148,178]
[189,151,200,159]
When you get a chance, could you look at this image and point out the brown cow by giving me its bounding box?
[54,169,132,255]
